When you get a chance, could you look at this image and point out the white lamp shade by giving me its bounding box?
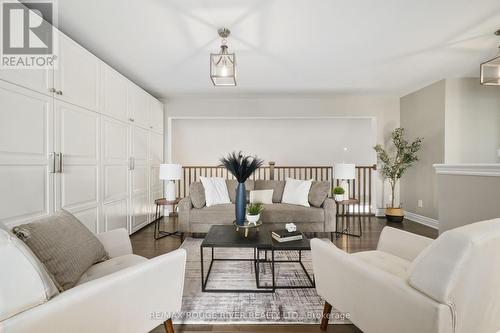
[334,163,356,180]
[159,164,182,180]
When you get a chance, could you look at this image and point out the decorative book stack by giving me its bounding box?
[272,230,303,243]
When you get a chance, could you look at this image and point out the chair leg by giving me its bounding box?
[164,318,174,333]
[320,301,332,331]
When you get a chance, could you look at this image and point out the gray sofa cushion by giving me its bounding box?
[261,203,325,223]
[226,179,255,203]
[12,210,109,291]
[190,203,324,225]
[254,180,285,203]
[190,203,235,224]
[309,181,331,207]
[189,182,206,209]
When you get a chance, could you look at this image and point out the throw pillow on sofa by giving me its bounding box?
[199,177,231,207]
[189,182,206,208]
[226,179,255,203]
[309,181,331,207]
[282,178,313,207]
[13,210,109,291]
[250,190,274,204]
[254,180,286,203]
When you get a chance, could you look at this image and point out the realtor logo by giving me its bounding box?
[1,0,57,69]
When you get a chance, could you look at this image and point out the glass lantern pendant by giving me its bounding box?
[480,29,500,86]
[210,28,236,86]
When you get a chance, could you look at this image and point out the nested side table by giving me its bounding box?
[334,198,362,239]
[154,198,181,240]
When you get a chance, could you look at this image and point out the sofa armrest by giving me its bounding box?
[323,198,336,232]
[96,228,132,258]
[2,249,187,333]
[311,239,451,333]
[178,197,193,233]
[377,227,433,262]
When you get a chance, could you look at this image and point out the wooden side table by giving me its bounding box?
[334,198,362,239]
[154,198,181,240]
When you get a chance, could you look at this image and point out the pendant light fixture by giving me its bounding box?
[480,29,500,86]
[210,28,236,86]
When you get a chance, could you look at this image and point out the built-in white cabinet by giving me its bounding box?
[150,98,164,133]
[149,132,164,218]
[0,26,164,235]
[54,101,100,233]
[130,126,150,232]
[101,64,128,122]
[101,115,130,232]
[54,34,100,112]
[0,82,54,226]
[127,83,150,129]
[0,68,53,96]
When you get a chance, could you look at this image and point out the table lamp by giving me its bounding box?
[160,164,182,201]
[334,163,355,200]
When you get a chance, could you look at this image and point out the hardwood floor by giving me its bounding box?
[131,216,437,333]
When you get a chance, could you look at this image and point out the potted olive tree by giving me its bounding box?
[373,128,423,223]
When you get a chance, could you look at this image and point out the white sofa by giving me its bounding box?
[311,219,500,333]
[1,227,186,333]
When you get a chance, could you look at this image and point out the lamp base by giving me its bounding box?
[340,180,350,200]
[165,181,176,201]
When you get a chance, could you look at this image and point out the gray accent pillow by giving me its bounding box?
[226,179,255,203]
[254,180,286,203]
[189,182,206,209]
[13,210,109,291]
[309,181,331,207]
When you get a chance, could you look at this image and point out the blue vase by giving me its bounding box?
[235,182,246,226]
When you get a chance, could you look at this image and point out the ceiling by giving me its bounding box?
[55,0,500,98]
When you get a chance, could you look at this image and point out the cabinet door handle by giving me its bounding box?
[56,90,63,95]
[49,88,56,93]
[49,152,56,173]
[129,157,135,170]
[129,118,135,122]
[59,153,63,173]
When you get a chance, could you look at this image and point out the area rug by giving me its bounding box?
[174,237,350,325]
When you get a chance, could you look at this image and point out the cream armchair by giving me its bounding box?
[311,219,500,333]
[1,228,186,333]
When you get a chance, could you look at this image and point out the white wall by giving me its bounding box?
[171,118,375,166]
[445,78,500,164]
[164,94,400,213]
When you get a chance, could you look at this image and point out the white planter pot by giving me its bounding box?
[334,194,344,201]
[246,213,260,225]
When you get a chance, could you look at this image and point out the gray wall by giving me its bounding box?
[400,80,446,220]
[437,174,500,233]
[445,78,500,164]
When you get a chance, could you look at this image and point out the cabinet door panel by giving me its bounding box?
[101,64,128,122]
[132,126,149,164]
[0,68,53,96]
[0,82,53,227]
[55,33,99,111]
[149,132,163,166]
[55,101,99,216]
[127,84,149,129]
[149,98,164,133]
[102,116,129,206]
[72,207,98,234]
[103,200,128,232]
[131,191,149,231]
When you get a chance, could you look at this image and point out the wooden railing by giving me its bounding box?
[177,162,377,215]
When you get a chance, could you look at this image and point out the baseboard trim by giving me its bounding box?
[405,211,439,229]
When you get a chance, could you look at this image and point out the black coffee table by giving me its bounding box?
[200,225,315,293]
